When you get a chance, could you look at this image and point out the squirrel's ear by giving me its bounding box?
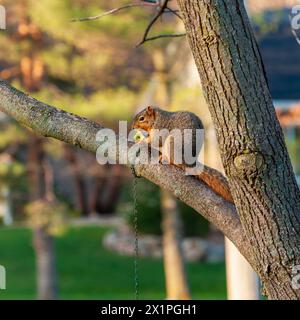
[146,106,153,115]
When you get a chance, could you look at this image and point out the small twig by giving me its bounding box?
[71,0,182,47]
[136,0,169,46]
[165,7,182,20]
[71,2,156,22]
[137,32,186,45]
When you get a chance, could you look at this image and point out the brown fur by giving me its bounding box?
[198,165,233,203]
[132,106,233,203]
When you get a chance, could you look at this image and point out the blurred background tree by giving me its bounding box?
[0,0,154,299]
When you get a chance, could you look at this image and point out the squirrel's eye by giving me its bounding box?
[139,116,145,122]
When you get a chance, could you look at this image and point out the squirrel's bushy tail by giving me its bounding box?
[196,165,233,203]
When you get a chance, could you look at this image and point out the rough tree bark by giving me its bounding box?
[177,0,300,299]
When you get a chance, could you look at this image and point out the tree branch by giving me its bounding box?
[136,0,170,46]
[137,32,185,45]
[71,2,157,22]
[0,79,253,264]
[71,1,183,46]
[165,6,182,20]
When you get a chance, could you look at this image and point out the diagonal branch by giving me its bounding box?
[0,79,253,265]
[71,1,183,46]
[136,0,170,46]
[165,6,182,20]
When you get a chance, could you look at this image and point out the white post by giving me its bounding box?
[0,265,6,290]
[2,186,13,226]
[0,5,6,30]
[225,238,261,300]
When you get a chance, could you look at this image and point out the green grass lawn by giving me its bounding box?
[0,225,226,299]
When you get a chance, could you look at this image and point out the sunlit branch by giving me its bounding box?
[0,79,254,265]
[136,0,169,46]
[71,2,157,22]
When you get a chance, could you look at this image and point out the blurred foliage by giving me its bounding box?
[179,201,209,237]
[0,121,27,149]
[119,178,209,237]
[126,178,162,235]
[30,87,137,121]
[0,0,169,220]
[0,0,160,123]
[25,199,69,236]
[0,160,25,185]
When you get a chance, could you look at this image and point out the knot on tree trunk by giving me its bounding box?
[233,151,264,178]
[204,34,217,46]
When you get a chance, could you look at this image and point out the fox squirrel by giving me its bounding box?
[132,106,233,203]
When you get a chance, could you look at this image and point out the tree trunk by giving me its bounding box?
[33,227,57,300]
[178,0,300,299]
[88,164,122,215]
[64,146,88,216]
[206,119,260,300]
[97,164,123,214]
[153,48,191,299]
[19,16,57,299]
[28,136,58,300]
[161,189,191,299]
[89,175,105,214]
